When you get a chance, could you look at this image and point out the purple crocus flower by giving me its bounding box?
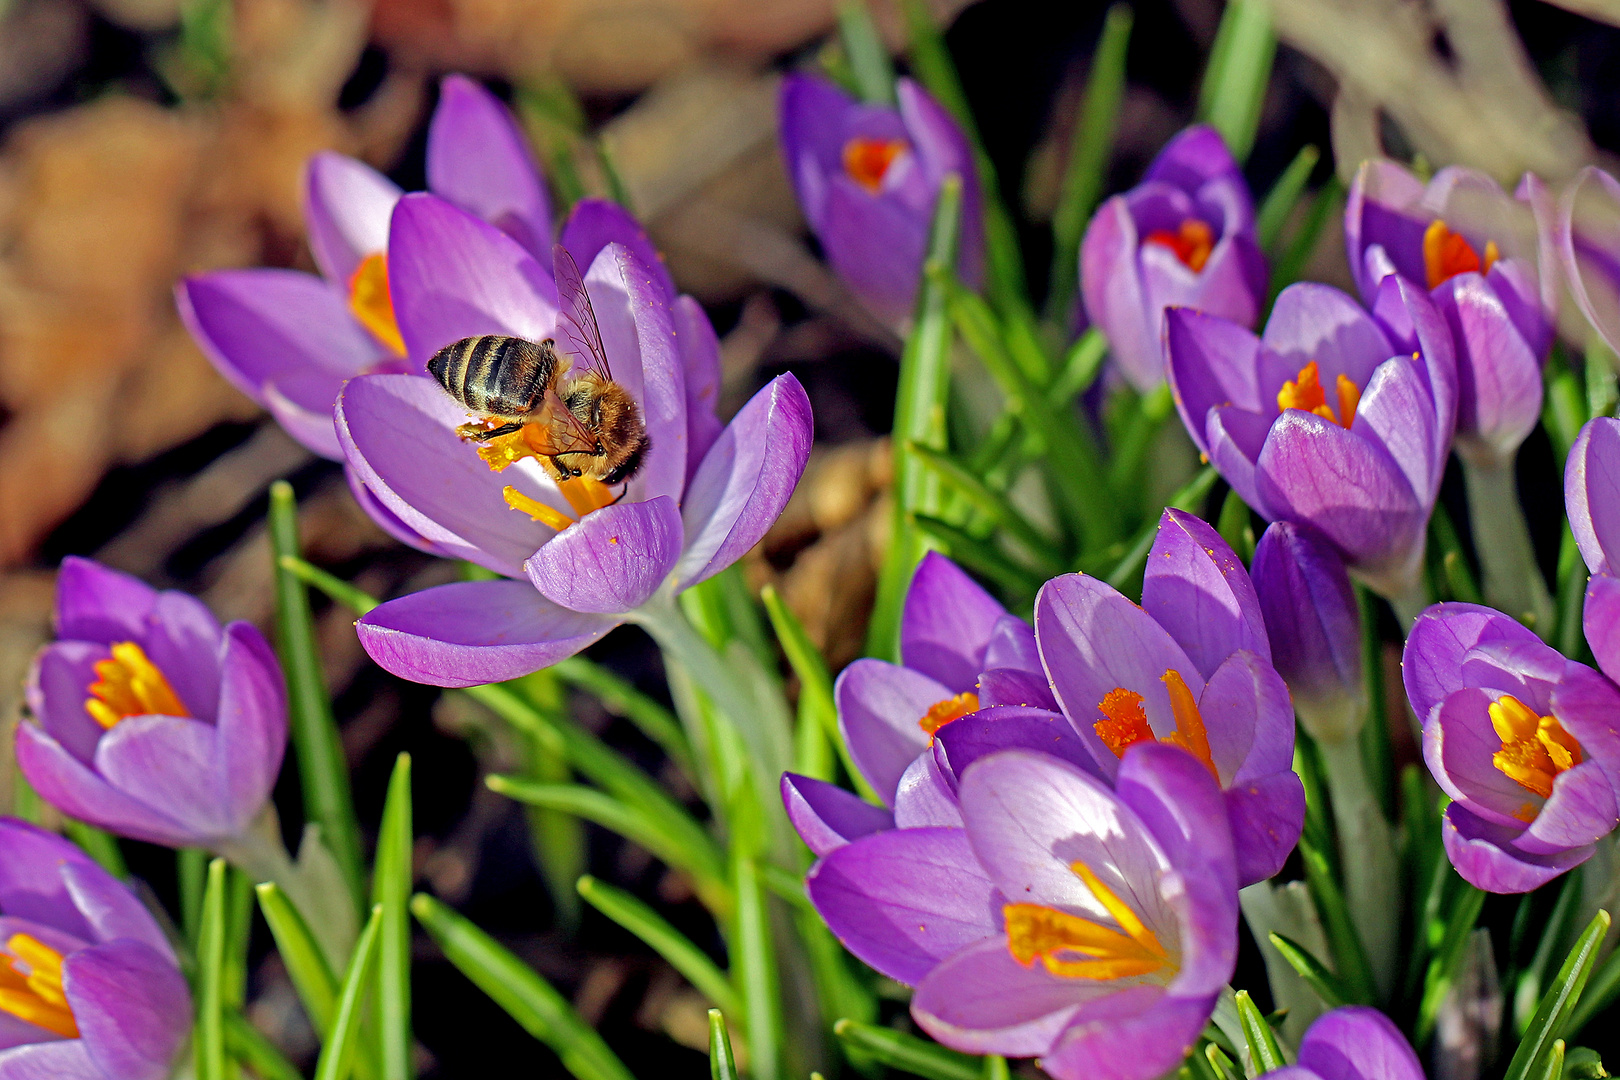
[1166,277,1457,601]
[339,195,811,686]
[1036,509,1302,887]
[1080,125,1267,392]
[0,819,189,1080]
[1404,601,1620,892]
[1261,1007,1423,1080]
[1556,166,1620,356]
[17,558,286,849]
[808,744,1236,1080]
[1565,416,1620,684]
[178,74,553,460]
[779,74,983,324]
[1346,160,1551,466]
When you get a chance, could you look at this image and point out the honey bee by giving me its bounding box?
[428,245,648,486]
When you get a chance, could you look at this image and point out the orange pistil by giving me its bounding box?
[1276,360,1360,429]
[1490,694,1582,803]
[84,641,186,730]
[1422,219,1501,290]
[1004,861,1169,980]
[1144,219,1216,273]
[502,476,619,532]
[0,934,77,1039]
[1160,670,1217,778]
[1093,671,1218,779]
[918,692,979,738]
[347,252,406,356]
[842,137,908,195]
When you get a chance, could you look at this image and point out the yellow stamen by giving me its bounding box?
[0,935,77,1039]
[503,487,576,532]
[1093,671,1218,778]
[559,476,618,517]
[842,137,907,194]
[1003,861,1169,981]
[1483,240,1500,276]
[1160,670,1218,779]
[918,692,979,738]
[1489,694,1583,803]
[84,641,186,730]
[1336,373,1361,429]
[1422,219,1485,290]
[347,252,406,356]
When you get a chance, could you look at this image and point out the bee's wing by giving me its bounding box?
[525,386,599,456]
[553,245,613,382]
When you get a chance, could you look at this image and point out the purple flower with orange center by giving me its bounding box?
[806,743,1237,1079]
[0,819,189,1079]
[1165,276,1457,602]
[1035,509,1302,886]
[1080,125,1267,391]
[1404,600,1620,892]
[17,558,286,849]
[779,74,983,323]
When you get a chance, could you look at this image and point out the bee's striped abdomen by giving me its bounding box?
[428,336,551,418]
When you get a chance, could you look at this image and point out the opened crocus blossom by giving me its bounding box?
[1260,1007,1423,1080]
[1404,601,1620,892]
[1080,125,1267,391]
[1166,277,1456,606]
[17,558,286,849]
[779,74,983,323]
[340,194,811,686]
[807,744,1236,1080]
[1036,509,1302,886]
[1556,166,1620,356]
[0,819,189,1080]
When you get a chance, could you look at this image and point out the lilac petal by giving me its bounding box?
[1402,603,1545,725]
[261,380,346,461]
[0,1040,99,1079]
[821,174,931,323]
[94,715,231,840]
[304,153,401,285]
[1040,989,1216,1080]
[337,373,558,578]
[1297,1006,1425,1080]
[894,751,963,829]
[1425,687,1547,827]
[984,614,1040,673]
[58,861,172,960]
[1442,802,1589,893]
[673,296,724,477]
[356,579,615,688]
[1346,161,1429,298]
[1139,232,1263,334]
[1550,662,1620,787]
[1164,307,1264,458]
[959,751,1179,942]
[1200,650,1295,783]
[142,589,223,723]
[835,659,946,805]
[897,79,985,287]
[1142,508,1269,679]
[561,199,676,305]
[55,558,155,643]
[1081,197,1157,392]
[0,822,102,938]
[14,725,196,847]
[1566,416,1620,575]
[1205,405,1273,514]
[1369,274,1458,442]
[1261,283,1394,399]
[676,374,813,587]
[912,937,1123,1056]
[213,624,286,833]
[1147,126,1244,202]
[27,642,108,763]
[780,773,893,856]
[524,496,682,614]
[386,193,559,372]
[1434,272,1542,461]
[1251,521,1363,723]
[778,74,861,231]
[427,75,552,260]
[977,668,1059,711]
[1559,167,1620,356]
[932,707,1102,790]
[0,1011,68,1053]
[344,466,447,558]
[901,552,1007,691]
[1034,574,1203,779]
[1226,771,1307,887]
[1515,760,1618,855]
[1461,638,1564,715]
[64,940,189,1080]
[1583,575,1620,686]
[1352,351,1448,509]
[805,826,999,986]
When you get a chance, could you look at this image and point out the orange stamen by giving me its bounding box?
[918,692,979,738]
[0,935,77,1039]
[1094,688,1155,757]
[1336,373,1362,429]
[842,137,907,195]
[1003,861,1169,981]
[347,252,406,356]
[1160,670,1218,779]
[84,641,187,730]
[1490,695,1583,804]
[1277,361,1357,429]
[1144,219,1216,272]
[559,476,618,517]
[1423,219,1491,290]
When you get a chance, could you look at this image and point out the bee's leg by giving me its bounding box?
[461,421,524,441]
[608,485,630,505]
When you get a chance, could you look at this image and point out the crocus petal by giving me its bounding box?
[1403,602,1545,725]
[1349,352,1447,512]
[344,467,447,558]
[141,589,223,724]
[677,374,813,588]
[1040,989,1216,1080]
[894,752,964,829]
[1199,650,1295,784]
[356,579,615,688]
[94,715,232,840]
[821,175,931,323]
[1261,283,1394,399]
[1204,405,1273,514]
[780,773,893,856]
[1549,662,1620,787]
[1142,509,1269,679]
[835,659,947,805]
[1558,166,1620,356]
[1251,521,1363,733]
[779,74,863,231]
[1225,772,1308,888]
[213,624,286,834]
[1426,687,1552,826]
[58,860,173,960]
[1296,1006,1425,1080]
[524,496,682,614]
[1566,416,1620,575]
[896,78,984,287]
[0,822,102,937]
[1147,126,1245,203]
[977,668,1059,711]
[1514,760,1618,855]
[1583,575,1620,686]
[305,153,401,285]
[55,558,156,643]
[427,75,552,260]
[806,826,1000,986]
[14,725,196,847]
[901,552,1007,691]
[27,642,109,763]
[64,940,189,1080]
[984,614,1041,674]
[561,199,676,305]
[1346,159,1429,301]
[1165,307,1264,458]
[1433,273,1543,462]
[932,707,1102,790]
[1442,802,1590,893]
[0,1040,100,1079]
[1082,197,1158,391]
[673,296,724,476]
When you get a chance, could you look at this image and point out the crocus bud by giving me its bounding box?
[779,74,983,324]
[1251,521,1365,742]
[1080,125,1267,391]
[1558,165,1620,357]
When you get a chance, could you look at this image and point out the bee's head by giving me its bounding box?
[574,380,648,486]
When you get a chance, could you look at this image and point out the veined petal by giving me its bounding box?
[1402,603,1545,726]
[427,75,552,261]
[93,715,231,840]
[1566,416,1620,576]
[673,296,724,478]
[1296,1007,1424,1080]
[64,940,189,1080]
[27,642,110,763]
[1164,307,1263,459]
[1082,197,1158,392]
[1442,802,1590,893]
[902,552,1007,692]
[836,659,949,806]
[780,773,893,857]
[211,624,286,835]
[305,152,401,285]
[0,1040,101,1078]
[1142,509,1269,680]
[524,495,682,614]
[14,725,198,847]
[1434,272,1543,462]
[561,199,676,305]
[1583,574,1620,686]
[1259,283,1393,402]
[55,558,156,644]
[1558,166,1620,357]
[1039,988,1216,1080]
[932,707,1102,790]
[894,751,964,829]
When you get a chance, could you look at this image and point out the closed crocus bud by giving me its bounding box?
[779,74,983,324]
[1080,125,1267,391]
[1251,521,1364,742]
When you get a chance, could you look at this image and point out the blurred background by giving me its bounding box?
[0,0,1618,1073]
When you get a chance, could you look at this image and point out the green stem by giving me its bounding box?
[214,806,357,972]
[1461,452,1555,638]
[1316,736,1399,1000]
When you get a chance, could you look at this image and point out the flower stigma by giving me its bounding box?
[347,252,406,356]
[1276,360,1360,429]
[0,934,77,1038]
[502,477,619,533]
[1490,694,1582,810]
[1422,220,1500,290]
[1093,672,1218,778]
[917,691,979,739]
[1144,219,1215,272]
[1004,861,1169,980]
[83,641,187,730]
[842,137,907,195]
